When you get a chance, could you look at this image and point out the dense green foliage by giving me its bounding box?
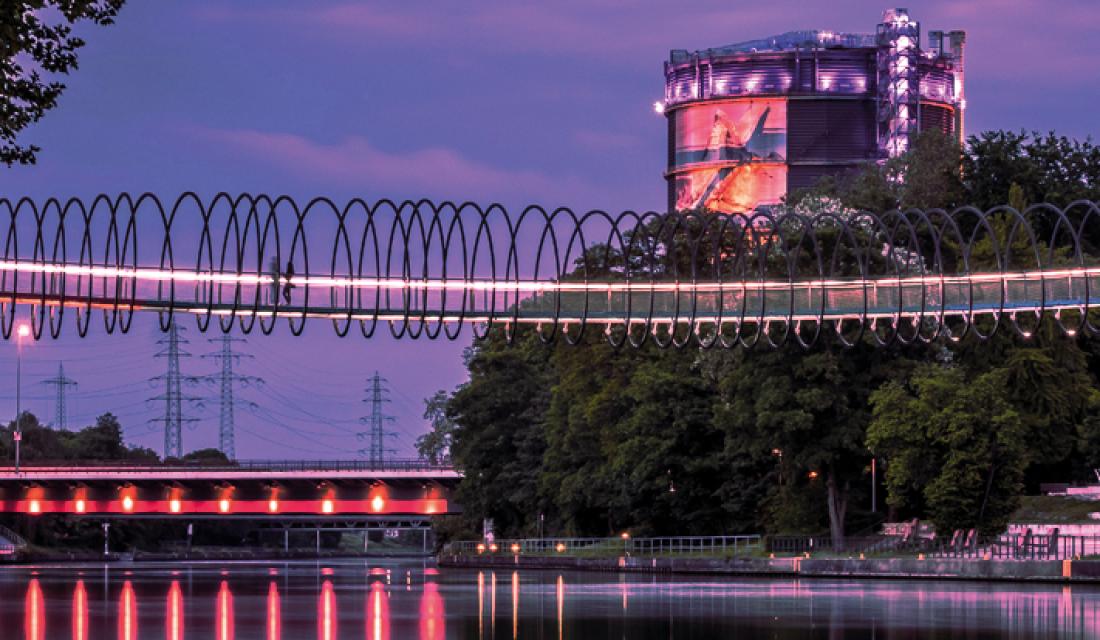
[415,391,456,465]
[428,129,1100,545]
[1,411,157,462]
[869,365,1028,537]
[1,1,126,165]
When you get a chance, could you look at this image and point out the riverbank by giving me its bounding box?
[440,553,1100,583]
[7,546,432,563]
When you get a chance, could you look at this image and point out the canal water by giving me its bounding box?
[1,557,1098,638]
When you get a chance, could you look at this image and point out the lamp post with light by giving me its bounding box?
[14,324,30,473]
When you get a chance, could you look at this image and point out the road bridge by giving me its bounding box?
[0,460,460,518]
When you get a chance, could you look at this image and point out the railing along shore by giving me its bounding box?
[448,532,1100,561]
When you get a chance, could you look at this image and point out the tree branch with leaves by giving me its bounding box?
[1,1,125,165]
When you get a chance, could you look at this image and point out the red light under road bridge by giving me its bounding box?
[0,468,458,516]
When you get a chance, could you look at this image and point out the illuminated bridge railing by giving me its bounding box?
[3,194,1100,348]
[0,459,457,474]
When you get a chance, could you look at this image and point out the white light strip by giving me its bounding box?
[0,260,1097,294]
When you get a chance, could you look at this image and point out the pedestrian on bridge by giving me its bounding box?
[282,261,296,305]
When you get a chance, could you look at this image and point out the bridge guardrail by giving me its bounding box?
[931,533,1100,560]
[449,533,1100,561]
[0,459,458,473]
[767,532,1100,560]
[446,535,763,557]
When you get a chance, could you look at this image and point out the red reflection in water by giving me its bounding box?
[420,581,445,640]
[511,572,519,640]
[167,581,184,640]
[477,572,484,639]
[318,580,337,640]
[556,575,564,640]
[366,581,390,640]
[267,582,281,640]
[119,581,137,640]
[217,580,235,640]
[73,580,88,640]
[26,578,44,640]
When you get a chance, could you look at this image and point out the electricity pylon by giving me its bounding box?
[201,335,261,460]
[358,372,397,467]
[149,321,202,459]
[42,362,77,430]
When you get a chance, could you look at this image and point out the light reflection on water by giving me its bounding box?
[2,559,1100,638]
[118,580,136,640]
[73,580,87,640]
[266,580,280,640]
[166,581,182,640]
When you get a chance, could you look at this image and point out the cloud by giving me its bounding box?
[192,4,440,39]
[190,2,782,61]
[191,125,612,208]
[935,0,1100,80]
[190,0,1100,83]
[572,129,641,152]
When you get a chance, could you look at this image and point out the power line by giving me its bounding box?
[41,362,77,430]
[236,424,348,457]
[247,358,364,403]
[148,321,202,459]
[261,388,362,426]
[249,405,359,436]
[240,405,356,452]
[201,335,261,460]
[246,405,387,442]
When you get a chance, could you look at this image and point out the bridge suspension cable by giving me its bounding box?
[2,193,1100,349]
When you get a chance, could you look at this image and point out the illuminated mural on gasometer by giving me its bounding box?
[671,99,787,213]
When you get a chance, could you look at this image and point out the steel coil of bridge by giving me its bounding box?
[2,193,1100,349]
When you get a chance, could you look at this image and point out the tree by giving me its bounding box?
[415,391,456,464]
[1,1,126,165]
[870,364,1029,537]
[786,129,966,213]
[605,349,730,535]
[1,411,160,463]
[538,336,628,536]
[896,130,966,210]
[963,131,1100,210]
[72,412,125,459]
[446,337,552,537]
[3,412,64,461]
[180,448,232,465]
[707,343,919,549]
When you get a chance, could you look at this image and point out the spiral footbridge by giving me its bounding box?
[2,194,1099,349]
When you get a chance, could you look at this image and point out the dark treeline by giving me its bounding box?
[1,412,157,464]
[0,411,229,466]
[421,130,1100,547]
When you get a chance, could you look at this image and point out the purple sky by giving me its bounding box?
[1,0,1098,459]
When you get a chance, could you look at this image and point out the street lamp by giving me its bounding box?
[14,324,30,473]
